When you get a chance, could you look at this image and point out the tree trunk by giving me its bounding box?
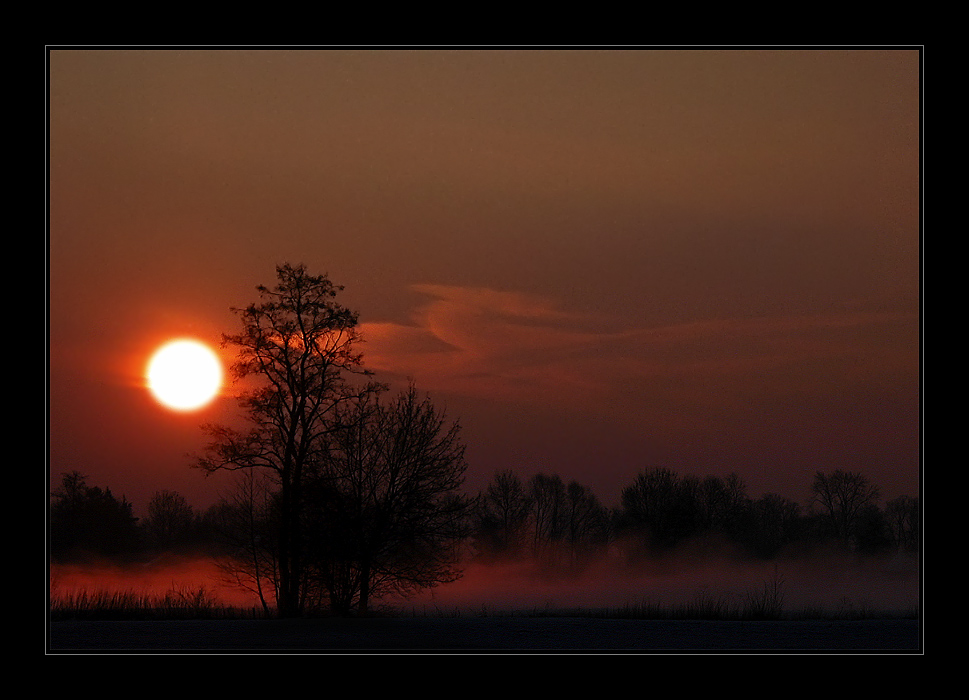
[276,472,303,618]
[276,499,294,617]
[358,558,371,615]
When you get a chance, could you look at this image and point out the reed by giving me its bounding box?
[49,584,265,620]
[741,566,785,620]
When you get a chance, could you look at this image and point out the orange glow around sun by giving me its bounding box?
[146,339,223,411]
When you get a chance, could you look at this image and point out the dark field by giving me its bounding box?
[48,616,921,653]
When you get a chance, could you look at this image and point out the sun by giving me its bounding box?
[146,339,223,411]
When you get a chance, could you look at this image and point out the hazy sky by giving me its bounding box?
[47,48,920,515]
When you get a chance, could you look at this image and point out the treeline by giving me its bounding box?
[473,468,920,564]
[49,472,221,563]
[49,466,920,568]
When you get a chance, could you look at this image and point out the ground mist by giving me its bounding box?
[50,543,919,621]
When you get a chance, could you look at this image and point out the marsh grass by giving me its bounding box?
[49,584,267,621]
[742,565,785,620]
[51,568,918,622]
[408,564,918,621]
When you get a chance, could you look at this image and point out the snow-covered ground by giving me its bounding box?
[48,616,920,653]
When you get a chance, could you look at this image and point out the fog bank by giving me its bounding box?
[50,549,919,617]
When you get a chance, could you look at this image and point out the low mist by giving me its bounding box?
[49,547,919,617]
[49,555,262,609]
[406,551,919,615]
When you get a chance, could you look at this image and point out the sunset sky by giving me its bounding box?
[47,48,920,517]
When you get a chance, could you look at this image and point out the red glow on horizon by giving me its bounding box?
[50,548,919,616]
[49,556,262,609]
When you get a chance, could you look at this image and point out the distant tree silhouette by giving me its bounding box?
[884,495,920,552]
[194,264,378,618]
[528,473,568,558]
[696,473,749,537]
[562,480,610,562]
[811,469,880,548]
[618,467,703,553]
[741,493,802,558]
[474,471,608,565]
[143,490,196,552]
[49,471,141,562]
[853,503,893,553]
[474,470,533,558]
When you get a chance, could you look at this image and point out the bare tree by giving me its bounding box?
[811,470,880,546]
[619,467,700,551]
[475,470,533,558]
[194,264,377,617]
[528,473,567,558]
[309,385,473,614]
[884,495,920,552]
[143,490,196,551]
[208,471,280,615]
[697,473,748,534]
[746,493,802,557]
[563,480,609,561]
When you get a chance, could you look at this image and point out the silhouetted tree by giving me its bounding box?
[741,493,802,558]
[207,471,280,615]
[307,385,473,615]
[563,480,610,562]
[143,490,196,552]
[853,503,893,553]
[811,470,880,548]
[697,473,749,536]
[884,495,920,552]
[49,471,141,562]
[194,264,377,617]
[618,467,702,552]
[474,470,533,558]
[528,473,569,559]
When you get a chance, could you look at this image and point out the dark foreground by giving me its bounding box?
[48,616,921,653]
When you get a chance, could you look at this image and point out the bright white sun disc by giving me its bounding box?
[147,339,223,411]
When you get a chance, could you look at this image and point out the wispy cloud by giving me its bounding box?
[360,285,918,427]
